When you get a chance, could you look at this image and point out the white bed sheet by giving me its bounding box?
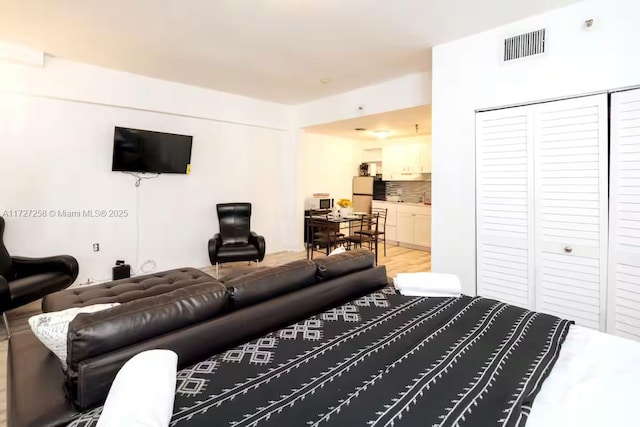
[528,325,640,427]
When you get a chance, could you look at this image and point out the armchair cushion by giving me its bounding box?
[215,244,260,264]
[11,255,79,282]
[217,203,251,245]
[0,217,79,313]
[10,272,74,308]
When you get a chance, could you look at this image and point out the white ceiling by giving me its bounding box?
[0,0,578,104]
[306,105,431,141]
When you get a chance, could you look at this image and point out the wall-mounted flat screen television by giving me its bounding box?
[112,127,193,174]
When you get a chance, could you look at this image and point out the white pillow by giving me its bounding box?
[28,303,120,370]
[97,350,178,427]
[329,246,347,256]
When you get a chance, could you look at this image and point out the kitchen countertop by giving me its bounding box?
[373,201,431,207]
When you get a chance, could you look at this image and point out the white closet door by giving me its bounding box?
[608,89,640,340]
[534,94,608,330]
[476,106,534,309]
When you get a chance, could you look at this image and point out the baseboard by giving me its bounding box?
[385,240,431,253]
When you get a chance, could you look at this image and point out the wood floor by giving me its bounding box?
[0,246,430,427]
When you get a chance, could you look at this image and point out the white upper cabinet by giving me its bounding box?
[362,148,382,163]
[381,145,403,180]
[408,143,431,173]
[382,143,430,180]
[608,88,640,340]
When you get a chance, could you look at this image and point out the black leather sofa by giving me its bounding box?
[7,249,387,427]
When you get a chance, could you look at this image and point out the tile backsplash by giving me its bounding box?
[383,178,431,203]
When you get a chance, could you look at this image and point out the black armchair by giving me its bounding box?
[0,217,79,335]
[208,203,266,277]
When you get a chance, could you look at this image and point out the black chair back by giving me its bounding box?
[372,208,387,231]
[307,210,344,258]
[0,217,12,278]
[352,213,378,234]
[217,203,252,245]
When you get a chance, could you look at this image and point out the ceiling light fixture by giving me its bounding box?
[320,78,330,84]
[372,130,391,139]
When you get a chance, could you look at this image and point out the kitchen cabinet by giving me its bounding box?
[381,143,431,180]
[372,201,431,249]
[414,143,431,174]
[381,146,402,180]
[362,148,382,163]
[414,212,431,247]
[397,204,431,248]
[396,212,414,243]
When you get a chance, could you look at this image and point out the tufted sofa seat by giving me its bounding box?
[42,267,216,312]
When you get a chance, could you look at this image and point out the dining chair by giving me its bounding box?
[307,211,345,259]
[346,213,379,264]
[354,207,387,256]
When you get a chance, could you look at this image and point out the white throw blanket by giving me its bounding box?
[393,272,462,297]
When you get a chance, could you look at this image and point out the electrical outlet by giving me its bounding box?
[93,243,100,252]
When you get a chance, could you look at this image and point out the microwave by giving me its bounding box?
[306,197,334,210]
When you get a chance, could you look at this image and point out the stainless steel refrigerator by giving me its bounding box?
[352,176,374,214]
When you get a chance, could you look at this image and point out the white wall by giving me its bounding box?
[301,133,360,204]
[358,134,431,151]
[0,57,296,283]
[0,56,292,130]
[431,0,640,295]
[296,72,431,127]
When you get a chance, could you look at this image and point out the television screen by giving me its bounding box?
[112,127,193,174]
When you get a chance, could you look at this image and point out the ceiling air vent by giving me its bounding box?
[503,29,546,62]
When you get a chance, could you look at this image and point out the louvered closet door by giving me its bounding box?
[533,94,608,331]
[608,89,640,340]
[476,107,534,309]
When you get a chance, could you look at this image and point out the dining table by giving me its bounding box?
[304,211,378,263]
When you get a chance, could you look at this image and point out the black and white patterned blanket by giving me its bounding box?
[69,288,572,427]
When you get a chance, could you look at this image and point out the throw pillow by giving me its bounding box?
[28,303,119,370]
[97,350,178,427]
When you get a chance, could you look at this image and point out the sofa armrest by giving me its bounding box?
[11,255,79,282]
[249,232,266,261]
[0,275,10,312]
[208,233,223,264]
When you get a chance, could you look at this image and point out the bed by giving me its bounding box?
[66,287,640,426]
